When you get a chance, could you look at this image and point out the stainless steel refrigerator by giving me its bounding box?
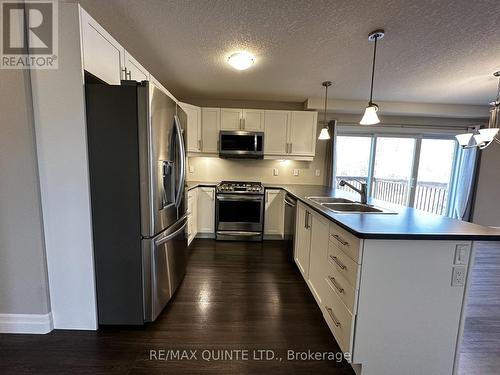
[85,80,187,325]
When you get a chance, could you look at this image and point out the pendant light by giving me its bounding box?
[360,29,385,125]
[455,71,500,149]
[318,81,332,140]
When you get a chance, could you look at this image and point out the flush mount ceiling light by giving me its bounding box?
[227,51,255,70]
[318,81,333,140]
[456,71,500,150]
[360,29,385,125]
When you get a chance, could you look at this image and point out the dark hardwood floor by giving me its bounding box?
[0,240,354,374]
[1,239,498,374]
[459,241,500,375]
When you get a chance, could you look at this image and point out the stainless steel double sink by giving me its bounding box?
[306,197,396,214]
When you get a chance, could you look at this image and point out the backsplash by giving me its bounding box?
[187,155,327,185]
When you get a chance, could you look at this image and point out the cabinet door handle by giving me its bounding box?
[122,68,127,79]
[290,143,292,153]
[331,234,349,246]
[198,140,202,151]
[304,210,308,229]
[328,275,344,294]
[326,307,341,327]
[242,118,245,130]
[127,70,131,80]
[330,255,346,270]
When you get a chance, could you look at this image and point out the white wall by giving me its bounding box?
[0,69,50,319]
[473,145,500,227]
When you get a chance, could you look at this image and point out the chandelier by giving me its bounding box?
[456,71,500,150]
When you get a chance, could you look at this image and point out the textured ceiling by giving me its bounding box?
[71,0,500,105]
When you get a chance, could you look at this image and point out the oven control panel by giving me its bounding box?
[216,181,263,194]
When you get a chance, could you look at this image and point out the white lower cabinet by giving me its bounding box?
[187,188,198,246]
[264,189,284,239]
[294,202,312,277]
[295,205,472,375]
[197,187,215,236]
[294,204,362,358]
[307,211,329,304]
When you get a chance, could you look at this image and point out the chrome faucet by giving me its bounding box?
[339,179,368,204]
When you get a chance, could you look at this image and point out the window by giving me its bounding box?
[334,132,460,217]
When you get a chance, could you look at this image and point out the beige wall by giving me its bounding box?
[473,145,500,227]
[187,112,480,186]
[0,69,50,315]
[188,121,328,185]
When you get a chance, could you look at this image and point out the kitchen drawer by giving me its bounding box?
[322,279,355,354]
[329,222,361,263]
[327,241,360,289]
[324,268,357,315]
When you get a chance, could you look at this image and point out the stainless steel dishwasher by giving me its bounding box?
[283,194,297,261]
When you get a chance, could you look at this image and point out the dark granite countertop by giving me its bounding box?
[185,181,500,241]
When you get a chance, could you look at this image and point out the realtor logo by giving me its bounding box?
[1,0,58,69]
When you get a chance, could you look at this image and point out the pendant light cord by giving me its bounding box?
[369,36,378,104]
[324,84,328,126]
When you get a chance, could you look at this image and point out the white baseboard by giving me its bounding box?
[196,232,215,239]
[0,312,54,334]
[263,234,284,240]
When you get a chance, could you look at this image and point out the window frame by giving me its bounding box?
[334,126,461,216]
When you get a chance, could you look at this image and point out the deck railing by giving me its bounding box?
[335,176,449,216]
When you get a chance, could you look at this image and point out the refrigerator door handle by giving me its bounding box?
[154,217,188,247]
[174,115,186,209]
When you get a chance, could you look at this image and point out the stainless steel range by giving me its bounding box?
[215,181,264,241]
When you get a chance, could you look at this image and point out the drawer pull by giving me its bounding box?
[326,307,341,327]
[328,275,344,294]
[330,255,346,270]
[331,234,349,246]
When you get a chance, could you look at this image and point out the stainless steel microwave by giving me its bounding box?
[219,131,264,159]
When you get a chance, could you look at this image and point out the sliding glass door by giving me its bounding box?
[334,134,459,216]
[414,139,457,215]
[372,137,416,206]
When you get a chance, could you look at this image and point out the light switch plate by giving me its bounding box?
[315,169,321,177]
[454,244,469,265]
[293,169,299,176]
[189,165,195,173]
[273,168,279,176]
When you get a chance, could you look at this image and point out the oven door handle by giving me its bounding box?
[217,195,263,202]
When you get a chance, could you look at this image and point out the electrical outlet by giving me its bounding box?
[315,169,321,177]
[454,244,469,265]
[293,169,299,176]
[273,168,279,176]
[451,266,466,287]
[189,165,195,173]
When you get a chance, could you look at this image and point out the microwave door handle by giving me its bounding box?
[174,115,186,208]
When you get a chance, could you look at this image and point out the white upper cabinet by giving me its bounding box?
[201,108,220,153]
[242,109,264,131]
[123,51,149,82]
[263,110,318,160]
[197,187,216,234]
[220,109,242,130]
[264,189,285,239]
[220,108,264,131]
[264,110,289,155]
[288,111,318,156]
[80,9,124,84]
[179,102,202,153]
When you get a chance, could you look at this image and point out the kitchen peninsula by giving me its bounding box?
[186,181,500,375]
